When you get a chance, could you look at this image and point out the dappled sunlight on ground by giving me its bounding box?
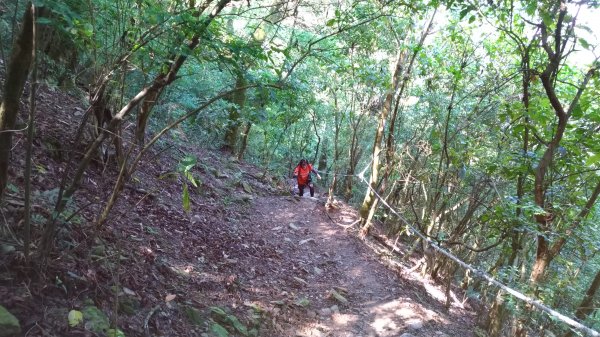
[331,312,360,326]
[134,192,478,336]
[423,281,447,303]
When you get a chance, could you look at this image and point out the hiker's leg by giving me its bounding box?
[309,183,314,197]
[299,184,305,196]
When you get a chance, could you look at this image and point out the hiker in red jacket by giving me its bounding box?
[293,159,321,197]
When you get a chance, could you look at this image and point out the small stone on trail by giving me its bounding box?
[122,287,136,296]
[319,308,332,316]
[330,305,339,313]
[313,266,323,275]
[400,334,417,337]
[289,223,300,230]
[406,320,424,330]
[293,277,308,286]
[239,194,253,202]
[299,238,315,245]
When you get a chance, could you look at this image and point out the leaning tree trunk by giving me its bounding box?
[564,269,600,337]
[359,10,436,236]
[135,81,164,145]
[39,0,232,257]
[358,49,404,236]
[0,3,33,199]
[133,0,213,146]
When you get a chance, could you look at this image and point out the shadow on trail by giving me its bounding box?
[247,195,476,337]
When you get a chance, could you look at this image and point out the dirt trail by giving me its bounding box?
[245,194,477,337]
[0,82,480,337]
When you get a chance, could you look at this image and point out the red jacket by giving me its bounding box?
[294,164,314,186]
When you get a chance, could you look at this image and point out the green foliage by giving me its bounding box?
[81,303,110,335]
[177,155,199,213]
[211,323,230,337]
[107,328,126,337]
[209,306,252,336]
[67,310,83,327]
[2,0,600,334]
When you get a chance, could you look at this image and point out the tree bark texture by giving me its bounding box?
[358,48,405,235]
[563,269,600,337]
[39,0,232,256]
[223,72,247,152]
[136,81,163,145]
[343,114,364,201]
[237,122,252,161]
[0,3,33,199]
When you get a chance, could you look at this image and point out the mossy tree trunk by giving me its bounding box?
[223,72,247,153]
[0,3,33,199]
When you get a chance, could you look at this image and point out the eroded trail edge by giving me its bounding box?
[245,195,476,337]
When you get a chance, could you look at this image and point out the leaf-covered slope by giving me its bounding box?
[0,82,478,337]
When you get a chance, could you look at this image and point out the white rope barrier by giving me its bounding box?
[347,169,600,336]
[299,157,598,334]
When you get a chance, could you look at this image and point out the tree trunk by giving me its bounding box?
[223,72,247,152]
[318,137,328,172]
[358,49,404,236]
[0,3,33,199]
[487,47,531,337]
[359,9,436,236]
[343,116,363,201]
[135,82,163,145]
[379,7,436,203]
[39,0,232,257]
[237,122,252,161]
[528,4,598,287]
[328,95,343,203]
[563,269,600,337]
[134,0,215,146]
[531,180,600,286]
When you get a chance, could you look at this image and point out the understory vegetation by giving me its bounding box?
[1,0,600,336]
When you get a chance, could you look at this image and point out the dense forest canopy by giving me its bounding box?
[1,0,600,336]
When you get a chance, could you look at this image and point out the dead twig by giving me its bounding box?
[144,304,161,337]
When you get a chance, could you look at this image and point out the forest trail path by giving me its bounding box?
[243,194,477,337]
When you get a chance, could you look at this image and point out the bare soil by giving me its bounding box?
[0,82,478,337]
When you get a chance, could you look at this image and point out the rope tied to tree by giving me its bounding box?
[350,169,600,337]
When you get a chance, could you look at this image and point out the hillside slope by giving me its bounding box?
[0,83,478,336]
